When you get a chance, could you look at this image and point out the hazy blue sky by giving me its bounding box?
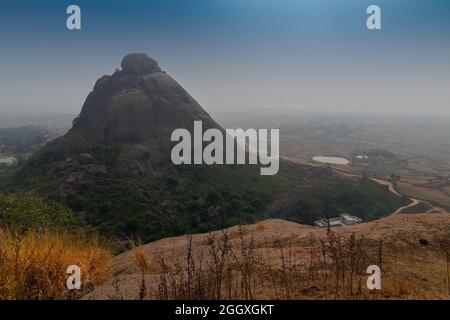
[0,0,449,116]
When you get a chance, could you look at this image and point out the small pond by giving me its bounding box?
[312,156,350,165]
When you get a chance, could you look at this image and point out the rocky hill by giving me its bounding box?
[1,53,406,242]
[73,53,221,167]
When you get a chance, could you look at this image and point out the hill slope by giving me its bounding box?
[85,213,450,300]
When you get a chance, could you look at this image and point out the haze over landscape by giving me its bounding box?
[1,0,450,116]
[0,0,449,303]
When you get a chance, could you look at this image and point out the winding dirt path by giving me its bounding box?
[369,178,401,197]
[284,157,443,215]
[330,168,442,214]
[393,197,420,214]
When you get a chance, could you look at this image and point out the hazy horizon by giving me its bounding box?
[1,0,449,117]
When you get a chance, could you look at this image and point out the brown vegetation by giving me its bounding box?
[0,228,112,300]
[86,214,450,300]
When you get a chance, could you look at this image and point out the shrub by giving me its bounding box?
[0,193,81,232]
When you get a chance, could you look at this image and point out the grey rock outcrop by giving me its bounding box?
[121,53,161,75]
[72,53,222,167]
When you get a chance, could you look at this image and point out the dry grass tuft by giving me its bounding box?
[0,228,112,300]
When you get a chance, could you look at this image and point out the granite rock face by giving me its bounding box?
[72,53,221,165]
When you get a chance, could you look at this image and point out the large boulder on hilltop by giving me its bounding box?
[74,53,221,153]
[121,53,161,75]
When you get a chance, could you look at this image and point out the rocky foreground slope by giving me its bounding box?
[86,212,450,300]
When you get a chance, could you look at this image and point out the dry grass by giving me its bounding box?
[0,228,112,300]
[81,215,450,300]
[128,228,380,300]
[127,225,450,300]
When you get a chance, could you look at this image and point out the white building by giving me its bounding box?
[314,213,362,228]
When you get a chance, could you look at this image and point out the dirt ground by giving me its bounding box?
[85,213,450,300]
